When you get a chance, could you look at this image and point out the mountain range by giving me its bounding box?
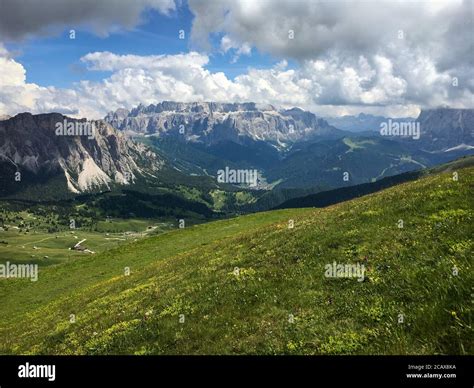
[0,104,473,212]
[105,101,343,148]
[107,103,474,189]
[325,109,474,151]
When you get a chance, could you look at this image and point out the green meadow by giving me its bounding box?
[0,216,176,266]
[0,164,472,355]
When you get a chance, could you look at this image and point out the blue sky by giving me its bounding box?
[5,4,282,89]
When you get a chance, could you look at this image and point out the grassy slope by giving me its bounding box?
[0,209,308,327]
[0,167,472,355]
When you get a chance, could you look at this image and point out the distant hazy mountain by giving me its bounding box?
[325,113,414,133]
[326,109,474,153]
[0,113,163,195]
[105,102,344,148]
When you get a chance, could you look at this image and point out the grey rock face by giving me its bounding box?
[416,108,474,151]
[0,112,163,193]
[105,101,341,147]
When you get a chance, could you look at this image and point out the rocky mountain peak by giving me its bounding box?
[0,113,163,193]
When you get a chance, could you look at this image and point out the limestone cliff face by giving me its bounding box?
[105,101,342,147]
[0,113,163,193]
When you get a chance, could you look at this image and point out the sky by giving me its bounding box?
[0,0,472,119]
